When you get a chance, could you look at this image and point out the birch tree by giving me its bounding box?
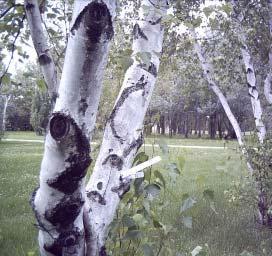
[231,0,266,143]
[25,0,58,105]
[85,1,168,254]
[264,0,272,105]
[26,0,116,255]
[189,28,253,173]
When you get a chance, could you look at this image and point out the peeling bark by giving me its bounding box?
[30,1,116,255]
[24,0,58,104]
[231,0,269,225]
[85,1,168,255]
[264,0,272,104]
[231,0,266,143]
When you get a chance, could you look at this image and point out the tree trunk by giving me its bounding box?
[190,29,245,146]
[29,1,116,255]
[209,113,216,139]
[218,113,223,139]
[85,1,167,254]
[25,0,58,105]
[231,0,269,225]
[264,0,272,104]
[2,95,11,132]
[160,115,165,135]
[231,0,266,143]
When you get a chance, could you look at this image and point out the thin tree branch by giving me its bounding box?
[0,4,23,19]
[0,15,25,89]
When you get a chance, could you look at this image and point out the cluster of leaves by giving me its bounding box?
[106,142,190,255]
[248,135,272,222]
[30,89,51,135]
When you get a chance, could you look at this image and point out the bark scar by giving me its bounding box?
[108,75,147,142]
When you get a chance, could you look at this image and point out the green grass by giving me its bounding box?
[0,132,271,255]
[3,131,43,141]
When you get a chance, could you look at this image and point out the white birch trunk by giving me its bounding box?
[231,0,266,143]
[2,94,11,132]
[85,1,168,255]
[264,0,272,105]
[29,1,116,255]
[24,0,58,103]
[231,0,269,225]
[190,30,244,145]
[190,28,254,174]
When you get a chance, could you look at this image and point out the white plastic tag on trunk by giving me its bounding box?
[121,156,162,179]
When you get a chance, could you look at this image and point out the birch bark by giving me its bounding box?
[190,28,254,174]
[190,30,244,145]
[2,94,11,132]
[29,1,116,255]
[85,1,168,255]
[231,1,270,225]
[24,0,58,104]
[231,0,266,143]
[264,0,272,105]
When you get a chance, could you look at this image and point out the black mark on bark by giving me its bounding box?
[45,193,84,227]
[44,228,82,256]
[247,68,253,74]
[99,246,107,256]
[87,191,106,205]
[138,62,157,77]
[38,54,52,65]
[111,179,130,199]
[47,112,91,194]
[50,113,70,141]
[108,75,147,141]
[102,154,123,170]
[25,3,35,10]
[123,134,143,157]
[97,182,103,190]
[149,17,162,25]
[133,23,148,40]
[79,98,88,116]
[71,2,113,43]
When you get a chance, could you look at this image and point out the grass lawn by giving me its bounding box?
[0,132,271,255]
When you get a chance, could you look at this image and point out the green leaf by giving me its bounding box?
[182,216,192,229]
[132,213,147,226]
[134,177,144,196]
[167,163,181,175]
[203,7,213,17]
[36,79,47,92]
[122,215,136,228]
[145,184,161,200]
[154,170,166,188]
[153,218,163,229]
[123,229,142,240]
[220,3,232,16]
[142,244,154,256]
[180,197,197,213]
[133,152,149,165]
[119,56,133,71]
[136,52,151,67]
[203,189,214,201]
[1,73,11,85]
